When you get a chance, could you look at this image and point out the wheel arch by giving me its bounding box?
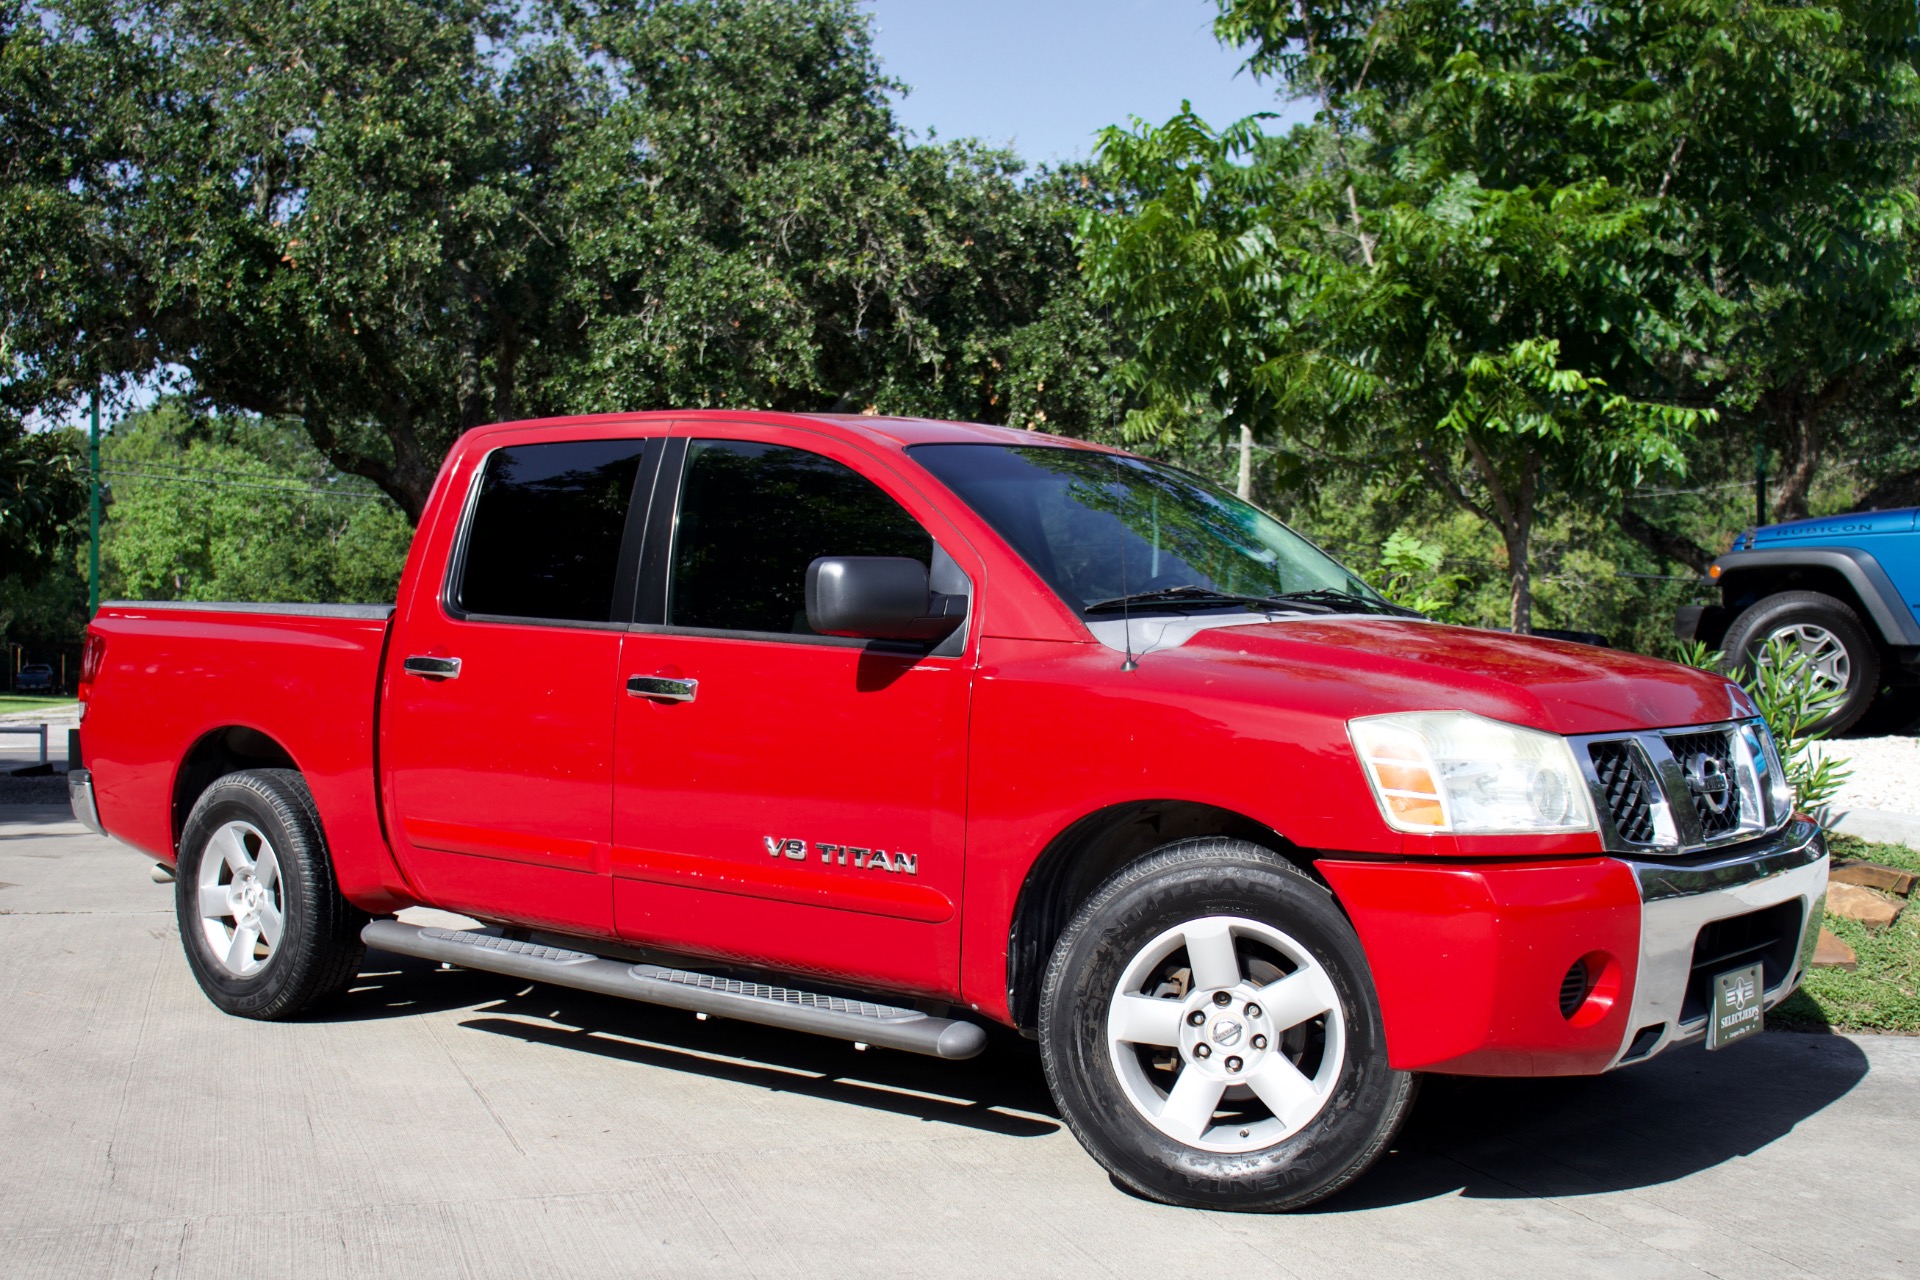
[1717,549,1920,648]
[1004,799,1317,1032]
[171,726,300,854]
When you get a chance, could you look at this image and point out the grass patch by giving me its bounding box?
[0,697,76,716]
[1770,833,1920,1035]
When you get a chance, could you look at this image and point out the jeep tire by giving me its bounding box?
[1722,590,1880,736]
[175,769,367,1019]
[1039,839,1415,1212]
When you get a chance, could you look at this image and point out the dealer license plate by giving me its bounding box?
[1706,962,1765,1050]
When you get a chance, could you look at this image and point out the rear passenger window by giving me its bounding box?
[669,440,933,635]
[455,440,646,623]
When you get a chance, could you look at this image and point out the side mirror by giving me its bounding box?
[806,557,962,642]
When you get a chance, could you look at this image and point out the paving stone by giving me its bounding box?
[1811,928,1859,970]
[1830,861,1916,897]
[1826,881,1904,930]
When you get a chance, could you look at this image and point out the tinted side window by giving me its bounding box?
[456,440,646,623]
[669,440,933,635]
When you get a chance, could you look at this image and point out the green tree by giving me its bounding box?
[1215,0,1920,527]
[0,420,85,583]
[99,404,412,603]
[1085,1,1918,628]
[2,0,1119,521]
[1086,106,1705,631]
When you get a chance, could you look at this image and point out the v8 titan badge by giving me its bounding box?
[1706,961,1765,1050]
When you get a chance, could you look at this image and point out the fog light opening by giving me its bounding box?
[1560,950,1623,1028]
[1558,959,1591,1020]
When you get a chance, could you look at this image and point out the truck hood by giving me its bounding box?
[1107,614,1752,737]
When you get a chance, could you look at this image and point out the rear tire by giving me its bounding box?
[175,769,367,1019]
[1039,838,1415,1212]
[1722,590,1880,736]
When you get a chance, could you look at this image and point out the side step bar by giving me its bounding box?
[361,920,987,1060]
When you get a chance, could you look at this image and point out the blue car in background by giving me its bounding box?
[1677,506,1920,735]
[14,663,54,694]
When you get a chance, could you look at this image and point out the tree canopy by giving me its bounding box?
[1,0,1119,521]
[1082,0,1920,630]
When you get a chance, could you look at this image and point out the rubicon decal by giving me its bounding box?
[763,836,919,876]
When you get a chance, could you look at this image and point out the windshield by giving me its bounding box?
[908,444,1384,614]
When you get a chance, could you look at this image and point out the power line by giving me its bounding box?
[1628,480,1755,497]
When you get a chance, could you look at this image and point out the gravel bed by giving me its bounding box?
[1819,735,1919,818]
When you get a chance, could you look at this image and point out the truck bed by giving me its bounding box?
[84,601,412,908]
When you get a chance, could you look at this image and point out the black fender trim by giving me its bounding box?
[1711,547,1920,647]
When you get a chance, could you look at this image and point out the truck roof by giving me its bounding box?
[463,409,1127,456]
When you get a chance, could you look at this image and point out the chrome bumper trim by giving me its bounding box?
[1607,820,1828,1070]
[67,768,107,837]
[1628,817,1825,902]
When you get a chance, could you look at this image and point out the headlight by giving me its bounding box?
[1349,711,1597,835]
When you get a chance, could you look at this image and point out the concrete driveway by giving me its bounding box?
[2,803,1914,1279]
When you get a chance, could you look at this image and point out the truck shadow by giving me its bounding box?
[1316,1030,1871,1212]
[328,950,1061,1139]
[329,952,1868,1193]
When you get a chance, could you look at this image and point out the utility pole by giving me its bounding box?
[88,390,101,616]
[1753,441,1768,530]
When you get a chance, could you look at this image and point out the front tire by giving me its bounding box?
[1039,839,1415,1212]
[1722,590,1880,736]
[175,769,367,1019]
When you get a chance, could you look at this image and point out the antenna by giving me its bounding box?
[1119,520,1138,672]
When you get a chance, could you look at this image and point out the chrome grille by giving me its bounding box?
[1589,742,1656,844]
[1573,717,1787,856]
[1664,729,1743,838]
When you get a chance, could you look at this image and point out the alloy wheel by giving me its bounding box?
[1105,914,1346,1154]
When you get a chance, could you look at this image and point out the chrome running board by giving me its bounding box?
[361,919,987,1059]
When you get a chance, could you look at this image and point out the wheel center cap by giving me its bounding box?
[1211,1017,1243,1047]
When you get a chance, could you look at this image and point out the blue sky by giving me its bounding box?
[860,0,1314,167]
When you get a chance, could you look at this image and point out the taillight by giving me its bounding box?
[77,629,105,720]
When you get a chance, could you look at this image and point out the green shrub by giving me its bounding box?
[1673,638,1852,822]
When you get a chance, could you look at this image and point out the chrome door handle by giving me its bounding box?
[627,675,697,703]
[403,655,462,679]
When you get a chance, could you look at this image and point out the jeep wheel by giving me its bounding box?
[1039,839,1415,1212]
[176,769,367,1019]
[1723,590,1880,736]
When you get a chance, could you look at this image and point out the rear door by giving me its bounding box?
[381,431,659,934]
[609,425,978,996]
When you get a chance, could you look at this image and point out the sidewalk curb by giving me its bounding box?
[1831,807,1920,850]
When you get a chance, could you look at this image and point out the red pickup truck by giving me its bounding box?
[71,410,1827,1211]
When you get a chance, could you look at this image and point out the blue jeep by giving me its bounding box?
[1676,507,1920,735]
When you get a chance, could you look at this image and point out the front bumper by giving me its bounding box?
[1607,817,1826,1068]
[1319,819,1827,1077]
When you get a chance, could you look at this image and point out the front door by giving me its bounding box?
[382,433,655,935]
[610,428,977,996]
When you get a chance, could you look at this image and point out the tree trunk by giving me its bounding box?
[1772,403,1819,524]
[1618,507,1714,575]
[1455,434,1540,634]
[1504,516,1534,634]
[1766,372,1851,524]
[1237,425,1253,500]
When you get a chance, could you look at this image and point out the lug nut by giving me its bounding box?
[1250,1034,1268,1051]
[1213,991,1232,1006]
[1187,1010,1206,1026]
[1225,1055,1243,1072]
[1194,1043,1212,1059]
[1245,1003,1262,1019]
